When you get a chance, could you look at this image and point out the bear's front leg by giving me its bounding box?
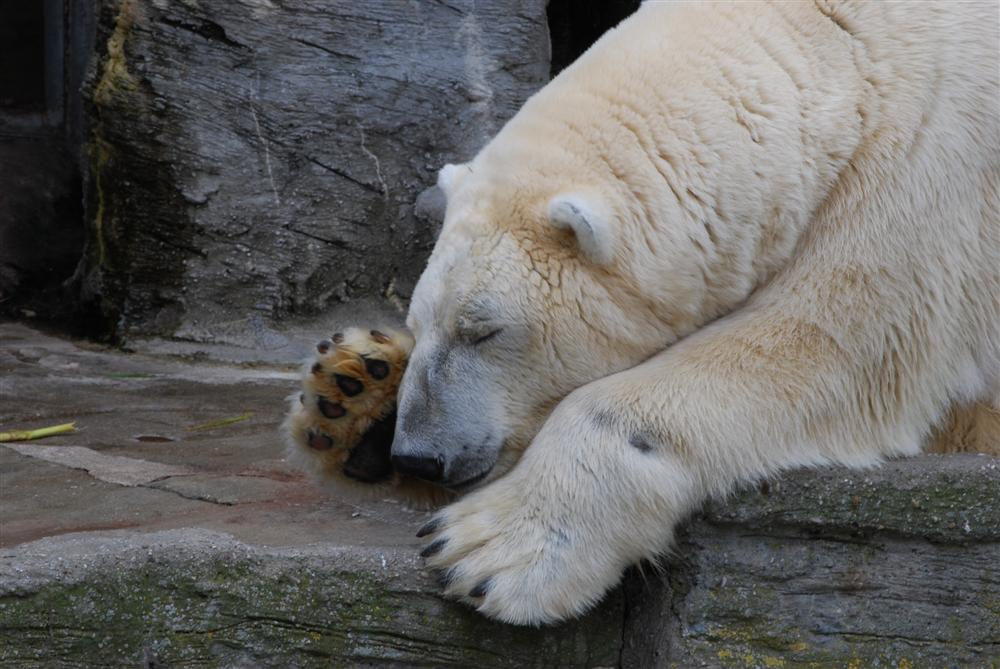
[418,377,704,625]
[419,306,925,625]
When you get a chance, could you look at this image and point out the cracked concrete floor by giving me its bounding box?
[0,320,429,549]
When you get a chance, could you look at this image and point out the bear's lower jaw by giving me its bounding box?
[445,467,493,491]
[342,460,393,484]
[341,411,397,483]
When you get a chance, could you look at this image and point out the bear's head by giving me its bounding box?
[393,156,700,490]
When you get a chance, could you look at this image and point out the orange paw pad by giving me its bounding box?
[282,326,449,508]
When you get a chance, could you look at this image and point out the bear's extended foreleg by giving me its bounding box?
[417,377,702,625]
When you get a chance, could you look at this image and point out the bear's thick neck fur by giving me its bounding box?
[462,1,882,341]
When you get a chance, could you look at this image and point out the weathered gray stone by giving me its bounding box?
[79,0,550,341]
[704,455,1000,544]
[0,321,623,667]
[624,457,1000,669]
[0,530,623,668]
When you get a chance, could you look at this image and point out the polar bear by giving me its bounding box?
[308,1,1000,624]
[395,0,1000,624]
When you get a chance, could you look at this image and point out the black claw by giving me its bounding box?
[469,577,492,598]
[416,517,443,538]
[420,538,447,558]
[436,567,457,589]
[316,339,333,354]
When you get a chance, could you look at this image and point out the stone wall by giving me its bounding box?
[3,1,645,343]
[78,0,551,341]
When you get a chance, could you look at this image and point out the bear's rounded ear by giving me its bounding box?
[437,163,471,200]
[548,193,615,264]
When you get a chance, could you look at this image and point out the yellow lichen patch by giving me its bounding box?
[762,656,786,668]
[91,134,114,266]
[898,659,913,669]
[717,649,734,660]
[93,0,138,106]
[90,0,140,269]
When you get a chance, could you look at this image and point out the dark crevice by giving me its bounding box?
[0,1,46,112]
[0,0,102,338]
[140,480,237,506]
[289,37,360,61]
[546,0,641,78]
[618,526,698,668]
[286,226,350,249]
[305,155,382,195]
[159,16,248,50]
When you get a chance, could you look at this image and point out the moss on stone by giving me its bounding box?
[0,546,622,667]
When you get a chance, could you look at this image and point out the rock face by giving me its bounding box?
[81,0,550,340]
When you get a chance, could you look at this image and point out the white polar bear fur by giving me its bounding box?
[411,0,1000,624]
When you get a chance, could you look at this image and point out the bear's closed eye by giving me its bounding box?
[472,329,503,346]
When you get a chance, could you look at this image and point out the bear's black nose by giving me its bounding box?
[392,453,445,482]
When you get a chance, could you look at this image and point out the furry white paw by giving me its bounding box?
[414,393,676,625]
[417,476,622,625]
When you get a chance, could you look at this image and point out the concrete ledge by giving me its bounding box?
[623,455,1000,669]
[0,530,622,667]
[706,453,1000,543]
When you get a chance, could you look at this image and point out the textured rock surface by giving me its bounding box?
[0,531,623,668]
[81,0,550,340]
[2,322,997,667]
[623,457,1000,669]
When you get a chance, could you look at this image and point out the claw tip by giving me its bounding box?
[415,517,442,537]
[420,538,447,558]
[469,577,492,598]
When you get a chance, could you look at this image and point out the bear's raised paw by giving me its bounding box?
[282,327,450,507]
